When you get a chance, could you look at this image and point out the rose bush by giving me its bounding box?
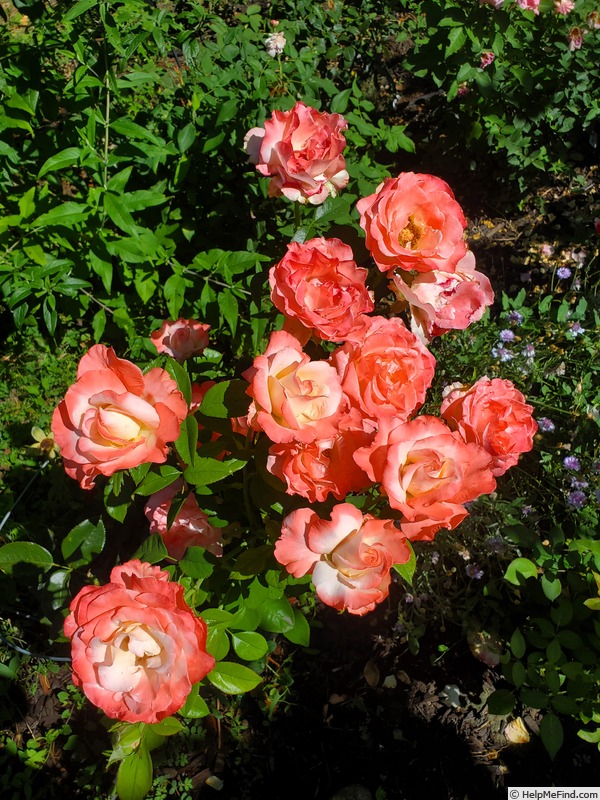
[269,237,373,343]
[274,503,411,615]
[390,250,494,342]
[51,345,188,489]
[151,318,211,362]
[356,172,467,273]
[64,560,215,723]
[330,315,436,424]
[354,415,496,541]
[244,101,349,204]
[144,480,223,559]
[244,329,345,443]
[440,377,538,476]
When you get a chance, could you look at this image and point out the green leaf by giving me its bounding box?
[260,597,295,633]
[31,202,90,228]
[504,557,538,586]
[104,193,139,235]
[206,627,231,660]
[92,308,106,342]
[134,466,181,496]
[179,684,210,718]
[116,746,153,800]
[0,542,53,573]
[147,717,183,737]
[218,291,239,338]
[132,534,169,564]
[331,88,352,114]
[283,608,310,647]
[540,713,564,760]
[62,0,97,20]
[177,123,196,153]
[207,662,262,694]
[179,546,213,579]
[198,379,251,419]
[163,273,186,320]
[61,518,106,562]
[37,148,81,179]
[104,475,133,522]
[231,631,269,661]
[175,415,198,468]
[541,574,562,602]
[487,689,515,716]
[393,540,416,587]
[510,628,526,660]
[165,359,192,406]
[446,26,467,57]
[184,456,245,487]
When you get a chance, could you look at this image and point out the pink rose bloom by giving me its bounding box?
[64,559,215,723]
[568,27,584,50]
[266,409,375,503]
[151,318,210,362]
[330,315,436,424]
[588,12,600,29]
[275,504,411,616]
[52,345,188,489]
[554,0,574,13]
[243,330,345,444]
[515,0,540,13]
[440,377,538,476]
[269,237,374,343]
[354,416,496,541]
[244,101,349,205]
[356,172,468,274]
[144,479,223,559]
[480,51,495,68]
[390,250,494,342]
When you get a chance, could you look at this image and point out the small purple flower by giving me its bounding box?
[404,593,414,604]
[521,504,535,516]
[570,478,589,490]
[593,460,600,475]
[506,310,524,325]
[466,564,484,580]
[567,490,586,509]
[522,344,536,359]
[491,345,514,362]
[431,551,440,565]
[563,455,581,471]
[557,267,572,279]
[537,417,555,432]
[499,329,516,342]
[569,322,585,336]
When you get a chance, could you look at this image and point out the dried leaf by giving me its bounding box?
[504,717,530,744]
[363,659,380,688]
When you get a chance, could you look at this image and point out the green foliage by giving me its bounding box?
[401,0,600,179]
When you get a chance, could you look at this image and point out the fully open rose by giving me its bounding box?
[354,416,496,541]
[274,504,411,615]
[440,377,538,476]
[151,318,211,361]
[64,560,215,723]
[51,345,188,489]
[390,250,494,342]
[244,101,349,204]
[356,172,467,273]
[243,329,345,443]
[330,315,436,424]
[269,237,373,343]
[144,479,223,559]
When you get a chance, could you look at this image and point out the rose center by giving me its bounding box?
[398,216,423,249]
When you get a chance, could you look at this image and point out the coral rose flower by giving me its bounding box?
[275,504,411,615]
[243,330,345,444]
[52,345,188,489]
[269,237,374,343]
[266,409,375,503]
[391,250,494,342]
[330,315,436,424]
[440,377,538,476]
[64,560,215,723]
[354,416,496,541]
[356,172,467,273]
[151,318,210,361]
[244,101,349,204]
[144,479,223,559]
